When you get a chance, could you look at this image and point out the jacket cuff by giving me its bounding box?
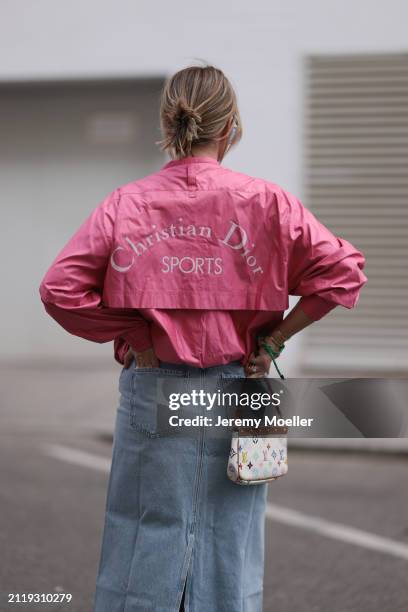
[121,325,153,352]
[298,295,337,321]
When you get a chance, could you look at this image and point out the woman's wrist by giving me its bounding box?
[265,328,288,350]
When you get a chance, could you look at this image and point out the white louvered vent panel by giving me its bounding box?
[300,53,408,374]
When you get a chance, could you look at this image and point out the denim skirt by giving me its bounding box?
[93,359,268,612]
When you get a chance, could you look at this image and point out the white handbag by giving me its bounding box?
[227,425,288,485]
[227,341,288,485]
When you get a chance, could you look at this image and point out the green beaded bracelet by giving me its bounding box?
[261,341,285,359]
[257,335,285,358]
[255,335,286,379]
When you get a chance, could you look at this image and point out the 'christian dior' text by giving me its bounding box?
[110,219,264,275]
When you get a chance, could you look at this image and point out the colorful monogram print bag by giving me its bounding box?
[227,352,288,485]
[227,424,288,485]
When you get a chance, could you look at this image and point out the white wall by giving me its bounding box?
[2,1,407,182]
[1,0,407,372]
[0,81,164,363]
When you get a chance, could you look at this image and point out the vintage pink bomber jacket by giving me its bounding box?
[39,155,367,367]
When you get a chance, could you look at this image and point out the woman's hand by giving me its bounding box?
[244,347,272,378]
[124,346,160,369]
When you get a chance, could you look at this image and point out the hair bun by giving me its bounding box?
[172,99,203,145]
[174,99,202,126]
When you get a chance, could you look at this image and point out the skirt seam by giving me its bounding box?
[173,532,195,612]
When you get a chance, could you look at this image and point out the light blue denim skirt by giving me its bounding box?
[93,359,268,612]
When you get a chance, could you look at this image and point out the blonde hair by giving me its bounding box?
[156,62,243,160]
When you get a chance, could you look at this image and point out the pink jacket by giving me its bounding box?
[39,155,367,366]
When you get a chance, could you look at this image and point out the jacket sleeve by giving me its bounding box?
[297,294,337,321]
[281,188,367,318]
[39,189,152,352]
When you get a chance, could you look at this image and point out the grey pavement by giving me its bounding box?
[1,363,408,612]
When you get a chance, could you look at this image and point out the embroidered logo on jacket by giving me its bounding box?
[110,219,264,276]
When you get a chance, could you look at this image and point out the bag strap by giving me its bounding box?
[232,373,287,434]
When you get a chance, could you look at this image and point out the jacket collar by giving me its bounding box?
[161,155,221,170]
